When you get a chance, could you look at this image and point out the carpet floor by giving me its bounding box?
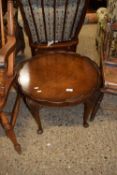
[0,24,117,175]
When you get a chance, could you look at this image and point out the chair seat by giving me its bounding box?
[16,52,100,103]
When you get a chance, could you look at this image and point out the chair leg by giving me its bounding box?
[90,92,104,121]
[83,100,93,128]
[25,98,43,134]
[0,112,21,154]
[10,94,21,128]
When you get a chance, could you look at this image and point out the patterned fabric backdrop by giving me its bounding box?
[20,0,86,43]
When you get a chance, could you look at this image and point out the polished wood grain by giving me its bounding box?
[17,52,100,103]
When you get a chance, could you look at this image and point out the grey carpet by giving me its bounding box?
[0,24,117,175]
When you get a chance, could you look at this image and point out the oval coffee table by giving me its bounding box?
[12,52,102,134]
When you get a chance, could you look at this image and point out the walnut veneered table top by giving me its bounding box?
[17,52,100,104]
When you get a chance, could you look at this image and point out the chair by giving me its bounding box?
[90,0,117,121]
[101,22,117,94]
[96,0,117,92]
[11,0,102,136]
[0,0,21,153]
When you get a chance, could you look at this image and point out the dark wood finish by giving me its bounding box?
[0,0,21,153]
[16,53,100,103]
[24,98,43,134]
[17,0,89,55]
[90,91,104,121]
[13,52,101,133]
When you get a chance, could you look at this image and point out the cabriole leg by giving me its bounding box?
[25,98,43,134]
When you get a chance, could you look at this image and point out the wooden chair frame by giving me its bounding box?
[91,22,117,121]
[0,0,21,153]
[100,22,117,95]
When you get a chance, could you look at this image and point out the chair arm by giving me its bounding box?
[0,36,16,66]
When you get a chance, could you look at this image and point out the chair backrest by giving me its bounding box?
[18,0,88,54]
